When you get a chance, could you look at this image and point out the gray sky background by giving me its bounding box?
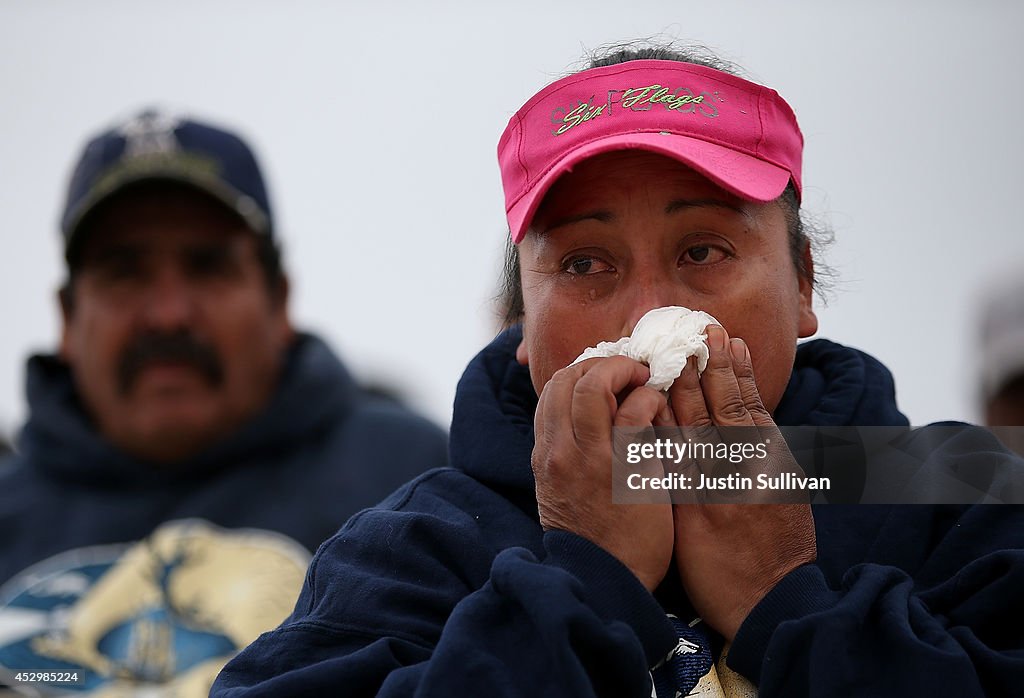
[2,0,1022,438]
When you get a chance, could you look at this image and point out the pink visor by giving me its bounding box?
[498,60,803,243]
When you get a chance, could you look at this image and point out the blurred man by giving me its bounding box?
[0,110,447,696]
[978,268,1024,455]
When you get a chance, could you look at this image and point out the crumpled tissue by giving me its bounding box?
[571,306,719,391]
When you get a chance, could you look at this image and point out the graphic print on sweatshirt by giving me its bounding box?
[0,519,310,696]
[650,615,757,698]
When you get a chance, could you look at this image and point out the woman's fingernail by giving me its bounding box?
[730,338,746,362]
[710,325,727,351]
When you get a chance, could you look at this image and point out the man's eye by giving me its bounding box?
[682,245,727,265]
[187,249,234,276]
[564,257,611,276]
[90,254,142,281]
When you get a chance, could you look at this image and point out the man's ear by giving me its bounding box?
[797,244,818,339]
[57,283,74,360]
[273,273,290,309]
[272,274,295,342]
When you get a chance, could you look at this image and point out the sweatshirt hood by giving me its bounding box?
[775,338,909,427]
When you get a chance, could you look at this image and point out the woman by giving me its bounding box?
[212,45,1024,697]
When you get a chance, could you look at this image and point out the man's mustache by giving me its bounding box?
[117,331,224,394]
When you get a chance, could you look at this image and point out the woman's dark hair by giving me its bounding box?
[496,42,833,328]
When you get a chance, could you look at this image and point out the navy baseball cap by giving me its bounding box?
[61,109,274,260]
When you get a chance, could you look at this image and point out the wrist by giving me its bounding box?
[727,564,839,683]
[543,529,677,666]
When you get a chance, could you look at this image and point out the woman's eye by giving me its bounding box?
[682,245,727,265]
[564,257,611,276]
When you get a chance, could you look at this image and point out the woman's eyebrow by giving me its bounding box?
[665,198,753,221]
[537,197,754,237]
[539,210,614,236]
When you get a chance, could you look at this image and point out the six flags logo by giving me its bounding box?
[550,84,725,136]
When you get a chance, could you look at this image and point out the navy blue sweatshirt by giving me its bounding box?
[212,329,1024,697]
[0,333,447,694]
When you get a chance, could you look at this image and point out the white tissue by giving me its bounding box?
[571,306,719,391]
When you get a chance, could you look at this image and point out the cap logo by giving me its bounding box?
[116,112,183,157]
[90,113,220,202]
[550,84,724,136]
